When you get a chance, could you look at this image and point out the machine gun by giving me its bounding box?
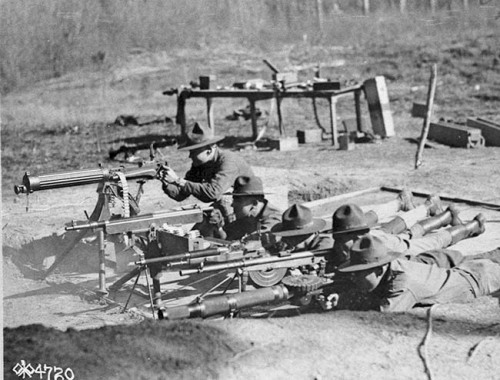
[14,163,162,216]
[64,207,204,294]
[14,162,168,283]
[158,270,349,320]
[135,243,333,315]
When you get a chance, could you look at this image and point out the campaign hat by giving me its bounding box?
[178,122,224,151]
[271,204,326,237]
[337,234,402,272]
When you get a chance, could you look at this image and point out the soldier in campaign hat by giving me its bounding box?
[270,203,332,252]
[219,175,282,241]
[336,234,500,312]
[328,202,485,268]
[159,122,254,235]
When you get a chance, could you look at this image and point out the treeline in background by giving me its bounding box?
[1,0,498,94]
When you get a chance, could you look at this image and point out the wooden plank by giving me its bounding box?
[381,186,500,210]
[302,187,381,209]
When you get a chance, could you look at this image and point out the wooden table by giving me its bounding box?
[174,84,364,148]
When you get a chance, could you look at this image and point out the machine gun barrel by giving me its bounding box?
[14,165,159,194]
[179,249,329,276]
[65,208,203,235]
[135,247,230,266]
[158,285,290,320]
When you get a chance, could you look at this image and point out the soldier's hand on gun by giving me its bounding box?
[317,293,339,311]
[208,208,225,229]
[260,232,283,250]
[159,166,179,184]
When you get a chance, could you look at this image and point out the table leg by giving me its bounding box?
[355,89,363,133]
[276,96,284,136]
[249,100,258,140]
[176,94,187,136]
[329,97,339,148]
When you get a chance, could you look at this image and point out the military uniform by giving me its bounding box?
[370,257,500,312]
[223,200,282,241]
[162,149,254,220]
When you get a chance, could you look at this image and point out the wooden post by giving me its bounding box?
[415,64,438,169]
[363,0,370,15]
[206,98,214,132]
[430,0,436,14]
[400,0,407,13]
[316,0,324,33]
[249,99,258,140]
[354,89,363,133]
[463,0,469,12]
[328,97,339,148]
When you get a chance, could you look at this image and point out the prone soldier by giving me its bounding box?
[269,203,332,252]
[328,203,485,269]
[337,234,500,312]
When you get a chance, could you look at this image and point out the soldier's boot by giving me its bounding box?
[379,216,408,235]
[425,194,445,216]
[397,187,416,212]
[409,205,462,238]
[364,210,379,226]
[448,213,486,245]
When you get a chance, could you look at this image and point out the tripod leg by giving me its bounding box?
[109,267,142,292]
[222,271,239,295]
[122,270,141,313]
[43,230,88,278]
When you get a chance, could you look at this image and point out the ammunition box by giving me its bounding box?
[428,121,485,148]
[313,81,341,91]
[297,129,323,144]
[466,118,500,147]
[269,137,299,151]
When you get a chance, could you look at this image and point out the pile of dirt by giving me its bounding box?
[4,320,248,380]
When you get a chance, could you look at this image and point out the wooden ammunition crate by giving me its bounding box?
[297,129,323,143]
[363,76,395,138]
[157,230,208,255]
[466,118,500,147]
[428,121,485,148]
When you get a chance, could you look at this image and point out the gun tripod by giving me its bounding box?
[120,262,157,319]
[43,180,143,294]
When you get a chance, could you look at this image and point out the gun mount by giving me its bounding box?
[64,207,204,294]
[66,208,203,235]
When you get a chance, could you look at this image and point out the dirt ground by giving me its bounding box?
[3,17,500,380]
[3,161,500,380]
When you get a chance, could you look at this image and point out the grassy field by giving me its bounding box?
[1,4,500,195]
